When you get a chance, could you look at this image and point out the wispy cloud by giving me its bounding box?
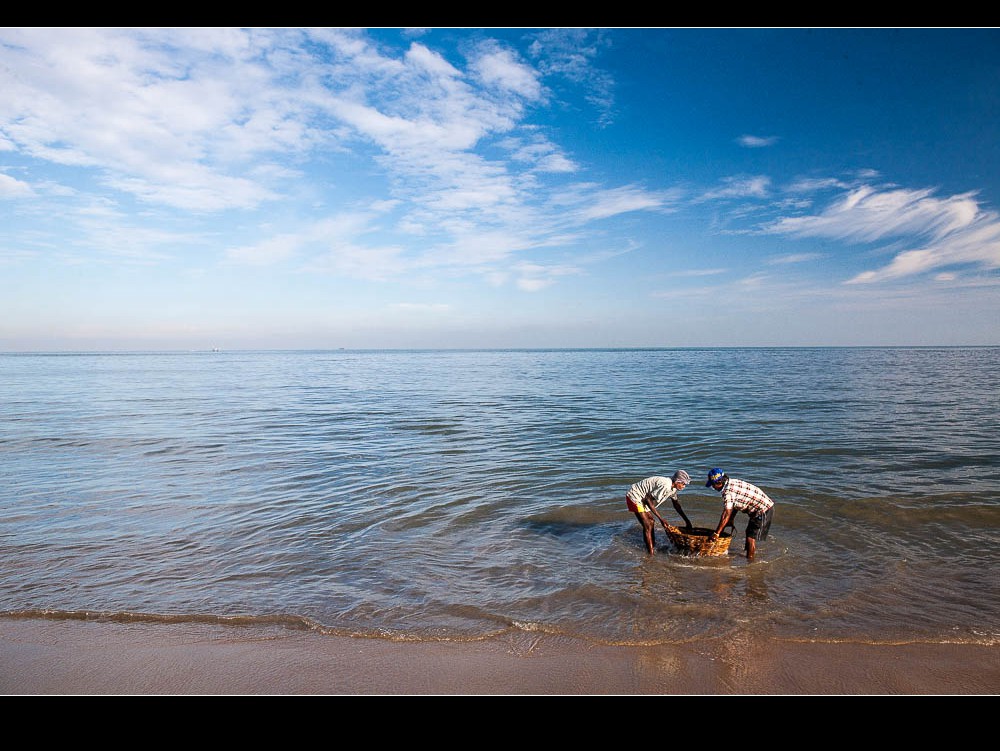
[0,27,660,292]
[765,185,1000,283]
[570,185,676,222]
[501,135,577,173]
[0,27,302,210]
[768,186,980,242]
[2,28,996,349]
[230,211,406,279]
[669,268,729,277]
[785,177,851,193]
[528,28,616,126]
[511,261,582,291]
[470,40,546,101]
[697,175,771,202]
[767,252,823,265]
[306,241,410,282]
[845,213,1000,283]
[737,134,778,148]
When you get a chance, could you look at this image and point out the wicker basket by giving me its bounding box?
[663,524,733,557]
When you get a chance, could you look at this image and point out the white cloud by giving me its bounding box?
[767,252,822,265]
[108,171,275,212]
[845,213,1000,283]
[527,28,615,126]
[767,185,1000,284]
[736,272,770,288]
[0,28,666,296]
[580,187,666,221]
[516,277,552,291]
[770,186,981,243]
[535,152,577,173]
[553,184,678,222]
[512,261,581,291]
[0,27,313,210]
[470,42,544,101]
[737,134,778,148]
[405,42,463,79]
[785,177,850,193]
[668,268,729,278]
[504,136,578,173]
[0,171,34,197]
[698,176,771,202]
[226,211,386,269]
[308,35,570,232]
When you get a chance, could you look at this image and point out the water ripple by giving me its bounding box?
[1,347,998,645]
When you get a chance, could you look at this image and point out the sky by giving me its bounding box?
[1,27,999,350]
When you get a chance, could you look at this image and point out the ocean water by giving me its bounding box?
[1,347,998,647]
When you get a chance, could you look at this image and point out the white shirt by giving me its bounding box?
[627,476,677,508]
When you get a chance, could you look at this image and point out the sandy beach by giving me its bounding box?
[2,617,996,695]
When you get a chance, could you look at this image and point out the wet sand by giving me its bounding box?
[1,618,996,695]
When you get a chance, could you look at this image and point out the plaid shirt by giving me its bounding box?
[721,478,774,515]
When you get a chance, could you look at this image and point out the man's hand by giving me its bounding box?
[709,531,719,541]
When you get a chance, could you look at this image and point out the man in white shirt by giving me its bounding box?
[625,470,693,555]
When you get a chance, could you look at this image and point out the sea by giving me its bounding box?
[2,347,998,648]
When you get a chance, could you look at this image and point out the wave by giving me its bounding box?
[3,609,996,648]
[0,608,510,643]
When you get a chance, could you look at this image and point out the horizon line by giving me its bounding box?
[2,344,999,355]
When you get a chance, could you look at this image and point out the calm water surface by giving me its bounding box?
[2,348,998,646]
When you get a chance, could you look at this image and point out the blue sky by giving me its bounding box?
[2,27,998,350]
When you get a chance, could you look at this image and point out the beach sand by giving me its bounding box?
[2,618,997,695]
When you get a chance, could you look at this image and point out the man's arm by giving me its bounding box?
[709,507,732,540]
[671,498,693,530]
[647,493,673,530]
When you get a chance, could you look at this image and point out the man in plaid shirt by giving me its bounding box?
[705,467,774,562]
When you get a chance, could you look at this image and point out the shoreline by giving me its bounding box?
[2,618,997,695]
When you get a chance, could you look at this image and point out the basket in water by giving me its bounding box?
[663,524,733,557]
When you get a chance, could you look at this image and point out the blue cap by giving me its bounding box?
[706,467,725,487]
